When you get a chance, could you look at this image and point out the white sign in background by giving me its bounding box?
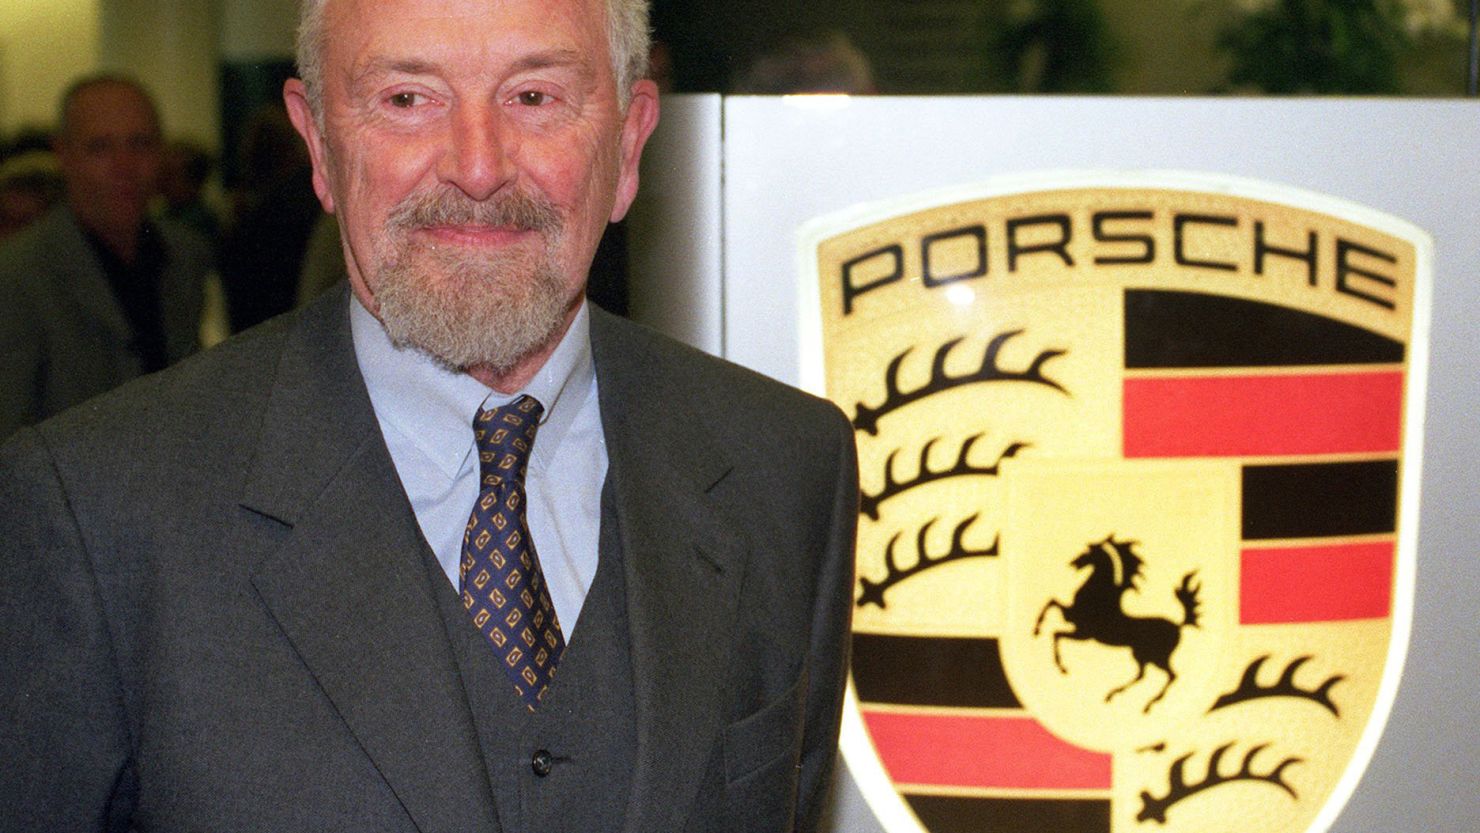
[627,95,1480,833]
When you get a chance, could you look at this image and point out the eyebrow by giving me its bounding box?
[507,49,590,76]
[352,49,594,87]
[351,58,438,87]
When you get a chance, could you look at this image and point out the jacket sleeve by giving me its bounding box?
[793,407,860,833]
[0,428,136,831]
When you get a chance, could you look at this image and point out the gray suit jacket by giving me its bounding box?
[0,289,858,833]
[0,204,210,441]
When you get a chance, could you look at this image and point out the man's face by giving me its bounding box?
[285,0,658,380]
[55,82,162,236]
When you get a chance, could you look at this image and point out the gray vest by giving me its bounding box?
[426,485,636,833]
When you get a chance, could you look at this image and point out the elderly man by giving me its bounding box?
[0,75,210,441]
[0,1,858,832]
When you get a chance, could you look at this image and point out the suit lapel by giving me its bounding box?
[590,309,748,832]
[47,208,136,349]
[241,292,499,833]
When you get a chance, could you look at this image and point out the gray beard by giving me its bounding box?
[369,188,571,374]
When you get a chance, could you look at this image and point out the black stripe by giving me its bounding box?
[907,795,1110,833]
[1243,460,1399,540]
[852,634,1019,708]
[1125,290,1404,368]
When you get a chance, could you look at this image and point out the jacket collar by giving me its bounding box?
[241,289,501,833]
[44,206,135,347]
[588,308,749,832]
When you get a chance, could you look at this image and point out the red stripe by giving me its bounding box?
[1241,542,1394,623]
[861,710,1112,790]
[1124,371,1403,457]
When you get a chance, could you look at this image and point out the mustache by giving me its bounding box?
[386,187,562,235]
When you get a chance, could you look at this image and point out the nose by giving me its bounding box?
[440,102,514,202]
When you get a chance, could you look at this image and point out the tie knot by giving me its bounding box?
[473,395,544,488]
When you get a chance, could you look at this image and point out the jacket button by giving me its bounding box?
[531,749,553,777]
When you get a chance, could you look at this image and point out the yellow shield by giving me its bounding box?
[803,173,1429,833]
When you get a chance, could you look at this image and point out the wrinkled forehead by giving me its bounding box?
[320,0,613,81]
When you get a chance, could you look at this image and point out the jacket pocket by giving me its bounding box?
[721,675,806,832]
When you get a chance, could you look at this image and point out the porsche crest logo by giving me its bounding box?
[798,173,1429,833]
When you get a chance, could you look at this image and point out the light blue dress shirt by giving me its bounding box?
[350,296,607,636]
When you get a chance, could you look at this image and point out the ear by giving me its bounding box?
[609,79,660,223]
[283,78,337,214]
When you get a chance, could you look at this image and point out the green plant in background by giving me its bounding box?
[982,0,1122,92]
[1219,0,1464,93]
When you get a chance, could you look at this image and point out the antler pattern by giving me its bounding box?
[852,331,1068,436]
[1137,743,1302,825]
[860,435,1029,521]
[1210,655,1344,717]
[857,516,998,609]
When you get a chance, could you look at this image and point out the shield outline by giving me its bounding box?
[796,170,1431,833]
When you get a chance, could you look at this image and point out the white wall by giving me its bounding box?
[0,0,300,147]
[218,0,298,62]
[98,0,221,146]
[0,0,101,134]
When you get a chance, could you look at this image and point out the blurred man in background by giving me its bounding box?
[0,74,210,440]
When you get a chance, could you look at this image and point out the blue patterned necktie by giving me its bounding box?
[460,395,565,709]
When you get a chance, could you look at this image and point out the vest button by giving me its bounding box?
[531,749,554,777]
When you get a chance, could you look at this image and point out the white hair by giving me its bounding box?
[295,0,650,122]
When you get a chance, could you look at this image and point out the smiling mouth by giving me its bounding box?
[417,224,536,247]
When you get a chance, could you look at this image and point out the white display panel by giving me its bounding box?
[628,95,1480,833]
[626,94,724,354]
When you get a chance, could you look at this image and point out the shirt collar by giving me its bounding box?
[350,293,595,480]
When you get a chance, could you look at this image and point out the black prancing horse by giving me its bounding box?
[1033,536,1201,713]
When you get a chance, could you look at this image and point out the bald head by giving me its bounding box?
[58,75,161,143]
